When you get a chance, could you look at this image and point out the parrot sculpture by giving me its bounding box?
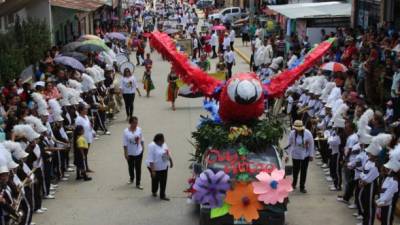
[149,31,334,123]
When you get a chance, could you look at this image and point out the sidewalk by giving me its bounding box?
[233,37,252,65]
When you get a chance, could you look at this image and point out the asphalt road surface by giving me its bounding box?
[34,46,360,225]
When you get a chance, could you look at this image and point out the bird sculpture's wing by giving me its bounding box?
[150,31,221,96]
[264,38,335,98]
[150,31,334,99]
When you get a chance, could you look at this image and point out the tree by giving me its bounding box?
[0,17,50,84]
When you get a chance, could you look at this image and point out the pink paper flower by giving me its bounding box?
[252,169,293,205]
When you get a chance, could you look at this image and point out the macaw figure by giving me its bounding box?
[149,31,334,123]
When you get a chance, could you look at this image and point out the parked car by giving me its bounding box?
[192,145,292,225]
[196,0,214,9]
[208,7,246,24]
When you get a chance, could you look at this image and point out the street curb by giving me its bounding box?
[234,48,251,65]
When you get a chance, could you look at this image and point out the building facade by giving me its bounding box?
[0,0,106,44]
[352,0,400,29]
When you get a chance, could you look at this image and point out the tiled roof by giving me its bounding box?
[50,0,106,11]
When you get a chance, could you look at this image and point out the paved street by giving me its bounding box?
[34,47,359,225]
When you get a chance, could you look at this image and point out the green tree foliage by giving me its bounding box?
[0,16,50,84]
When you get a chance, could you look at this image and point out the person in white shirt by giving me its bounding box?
[327,117,345,191]
[210,31,218,58]
[146,133,173,201]
[192,34,199,60]
[359,142,381,225]
[188,23,194,35]
[123,116,144,189]
[224,46,235,79]
[222,33,230,52]
[377,145,400,225]
[229,29,235,50]
[75,104,94,172]
[120,68,141,120]
[285,120,314,193]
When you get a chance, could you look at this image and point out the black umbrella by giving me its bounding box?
[76,44,105,53]
[62,41,83,52]
[61,52,88,62]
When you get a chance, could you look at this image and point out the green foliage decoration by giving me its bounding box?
[191,116,285,162]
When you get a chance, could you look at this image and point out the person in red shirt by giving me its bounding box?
[341,37,357,67]
[1,81,17,98]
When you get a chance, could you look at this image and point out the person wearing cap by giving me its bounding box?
[358,137,382,225]
[222,32,230,52]
[285,120,315,193]
[327,115,346,191]
[0,154,19,225]
[337,121,360,205]
[377,144,400,225]
[5,140,35,225]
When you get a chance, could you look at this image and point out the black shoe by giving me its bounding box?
[83,177,92,181]
[300,189,307,193]
[152,193,157,197]
[76,176,82,180]
[160,197,170,201]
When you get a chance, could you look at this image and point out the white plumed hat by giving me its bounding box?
[320,82,335,103]
[385,144,400,172]
[0,145,18,169]
[365,133,392,156]
[68,88,83,105]
[57,83,71,107]
[0,154,9,174]
[48,99,63,122]
[68,79,83,93]
[93,65,105,82]
[24,115,47,133]
[2,141,28,160]
[81,73,96,92]
[31,92,49,116]
[357,109,374,144]
[13,124,40,141]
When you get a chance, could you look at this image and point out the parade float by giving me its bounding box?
[149,31,334,225]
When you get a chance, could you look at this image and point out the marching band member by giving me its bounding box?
[378,144,400,225]
[328,104,348,191]
[359,133,392,225]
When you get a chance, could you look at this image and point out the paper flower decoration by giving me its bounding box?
[193,169,230,208]
[225,182,263,223]
[228,125,253,141]
[252,169,293,205]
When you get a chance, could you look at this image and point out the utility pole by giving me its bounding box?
[249,0,254,25]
